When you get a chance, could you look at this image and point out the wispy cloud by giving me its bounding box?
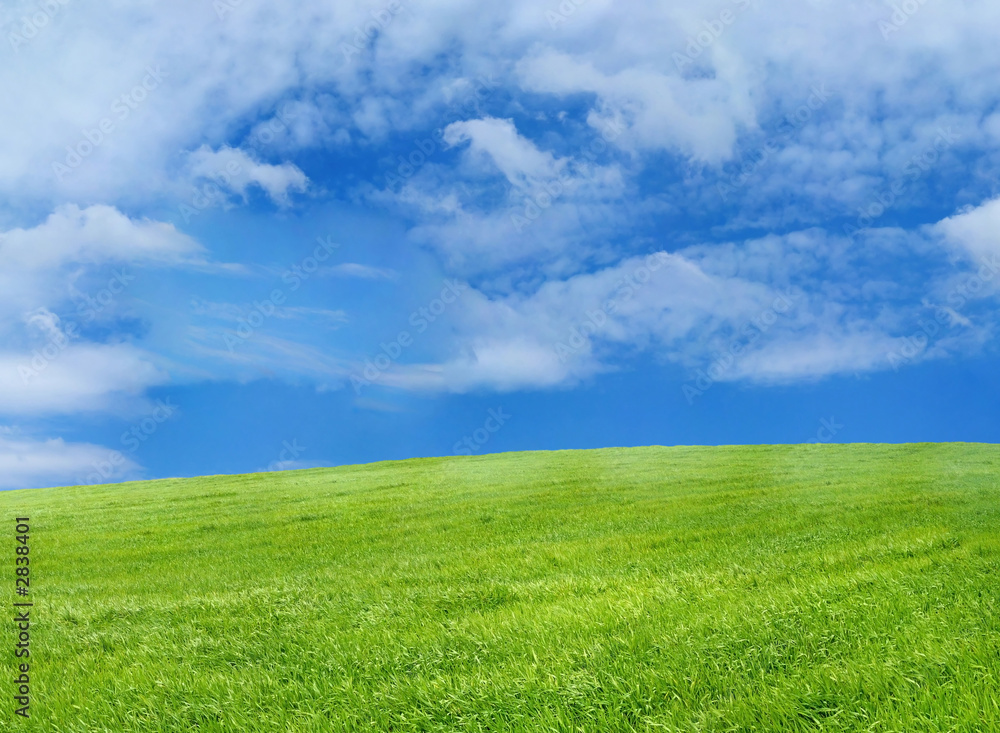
[320,263,398,280]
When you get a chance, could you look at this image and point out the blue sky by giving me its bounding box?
[1,0,999,489]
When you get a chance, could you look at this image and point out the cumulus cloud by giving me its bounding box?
[0,432,140,491]
[0,0,994,207]
[934,196,1000,262]
[355,222,1000,393]
[518,49,755,163]
[0,340,170,416]
[0,204,203,271]
[389,116,626,274]
[185,145,309,206]
[0,204,208,326]
[0,207,211,419]
[444,117,566,185]
[354,250,795,392]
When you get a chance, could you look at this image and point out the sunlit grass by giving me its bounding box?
[2,443,998,731]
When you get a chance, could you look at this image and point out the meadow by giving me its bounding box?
[2,443,998,731]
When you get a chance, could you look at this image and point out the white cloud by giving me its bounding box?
[518,49,755,163]
[360,250,798,392]
[0,432,140,491]
[444,117,564,184]
[0,204,207,327]
[0,203,203,271]
[388,117,626,274]
[1,0,999,436]
[721,330,902,384]
[0,0,994,207]
[0,207,210,417]
[934,196,1000,262]
[320,263,398,280]
[360,219,1000,393]
[186,145,309,206]
[0,341,170,416]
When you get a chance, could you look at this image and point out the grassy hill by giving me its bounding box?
[3,443,999,731]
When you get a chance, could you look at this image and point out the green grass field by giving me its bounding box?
[2,443,999,731]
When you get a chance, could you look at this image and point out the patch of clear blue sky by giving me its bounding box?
[55,351,999,486]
